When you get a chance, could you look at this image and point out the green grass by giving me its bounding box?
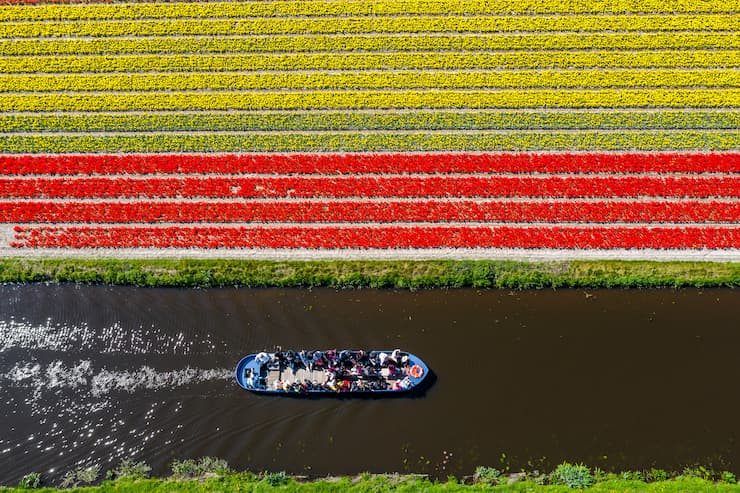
[2,474,740,493]
[1,258,739,288]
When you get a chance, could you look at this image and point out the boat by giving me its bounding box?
[235,349,429,395]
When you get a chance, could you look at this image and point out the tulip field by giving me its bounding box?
[0,0,738,258]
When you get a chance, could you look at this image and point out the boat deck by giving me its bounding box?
[265,365,328,388]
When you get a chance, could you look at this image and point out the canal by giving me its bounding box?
[0,284,738,484]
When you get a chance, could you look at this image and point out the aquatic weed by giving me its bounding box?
[647,468,669,482]
[473,466,502,486]
[550,462,594,489]
[112,458,151,480]
[263,471,289,486]
[60,464,99,488]
[722,471,737,484]
[171,457,230,479]
[18,472,42,489]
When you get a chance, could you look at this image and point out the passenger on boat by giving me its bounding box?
[312,351,326,368]
[378,352,389,366]
[299,350,311,370]
[392,377,412,391]
[245,370,264,388]
[337,379,351,391]
[391,349,402,364]
[325,349,338,366]
[356,350,369,365]
[285,350,297,370]
[255,352,271,366]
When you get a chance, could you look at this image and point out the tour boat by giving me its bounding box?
[235,349,429,395]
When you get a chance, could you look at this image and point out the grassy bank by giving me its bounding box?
[5,458,740,491]
[4,469,740,493]
[0,258,739,288]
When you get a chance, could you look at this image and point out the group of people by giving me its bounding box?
[251,349,413,392]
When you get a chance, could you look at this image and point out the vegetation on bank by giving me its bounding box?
[3,459,740,492]
[0,258,739,289]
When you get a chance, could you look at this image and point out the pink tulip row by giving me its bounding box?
[3,175,740,199]
[12,225,740,249]
[2,200,739,224]
[2,152,738,175]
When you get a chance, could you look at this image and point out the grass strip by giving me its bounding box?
[3,69,736,92]
[0,0,733,22]
[2,110,736,132]
[2,89,736,112]
[1,131,736,153]
[3,51,735,73]
[1,258,739,288]
[2,33,737,56]
[1,14,734,38]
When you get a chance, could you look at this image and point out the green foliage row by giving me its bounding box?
[5,460,740,492]
[1,258,739,289]
[1,130,736,154]
[2,110,737,133]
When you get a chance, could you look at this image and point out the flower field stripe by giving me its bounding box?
[2,175,739,199]
[2,111,738,133]
[2,200,739,224]
[3,153,737,175]
[0,0,733,21]
[0,1,736,255]
[11,225,740,249]
[4,69,737,92]
[3,51,736,73]
[2,89,736,112]
[2,15,734,38]
[3,33,737,56]
[2,131,735,153]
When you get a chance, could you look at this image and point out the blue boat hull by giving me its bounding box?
[235,350,429,395]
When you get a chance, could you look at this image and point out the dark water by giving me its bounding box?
[1,285,739,484]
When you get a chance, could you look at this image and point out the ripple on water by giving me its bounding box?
[0,318,218,355]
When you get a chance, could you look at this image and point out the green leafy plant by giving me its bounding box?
[171,457,230,479]
[722,471,737,484]
[59,465,99,488]
[18,472,42,489]
[263,471,289,486]
[473,466,502,486]
[550,462,594,489]
[648,468,669,482]
[112,458,151,480]
[682,465,715,481]
[621,470,644,481]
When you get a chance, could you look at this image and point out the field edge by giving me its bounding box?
[1,257,739,288]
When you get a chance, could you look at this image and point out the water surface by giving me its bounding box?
[0,285,738,484]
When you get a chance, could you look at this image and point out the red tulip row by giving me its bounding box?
[2,200,739,224]
[3,175,740,199]
[2,152,737,176]
[12,225,740,249]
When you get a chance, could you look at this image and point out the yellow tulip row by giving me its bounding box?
[3,51,735,74]
[2,14,735,38]
[1,89,736,112]
[1,131,735,154]
[3,33,736,56]
[2,70,736,92]
[0,0,731,22]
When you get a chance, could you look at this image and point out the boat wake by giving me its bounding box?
[3,360,232,399]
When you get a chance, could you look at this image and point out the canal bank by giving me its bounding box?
[1,258,739,288]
